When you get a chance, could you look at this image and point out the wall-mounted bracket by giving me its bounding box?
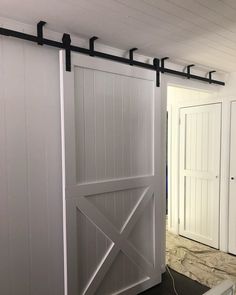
[186,64,195,79]
[37,21,46,45]
[129,48,138,65]
[153,58,160,87]
[208,71,216,84]
[62,33,71,72]
[89,36,98,56]
[161,57,169,73]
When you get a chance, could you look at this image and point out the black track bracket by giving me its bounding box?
[37,21,46,45]
[129,48,138,65]
[62,33,71,72]
[153,58,160,87]
[89,36,98,56]
[208,71,216,84]
[186,64,195,79]
[161,57,169,73]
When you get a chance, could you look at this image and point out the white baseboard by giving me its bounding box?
[203,280,235,295]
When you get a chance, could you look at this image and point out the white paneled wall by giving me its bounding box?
[0,36,64,295]
[0,17,167,295]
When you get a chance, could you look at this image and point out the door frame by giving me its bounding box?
[163,77,227,247]
[228,100,236,254]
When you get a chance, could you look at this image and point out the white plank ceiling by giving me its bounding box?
[1,0,236,72]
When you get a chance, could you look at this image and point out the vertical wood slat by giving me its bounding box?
[0,34,11,295]
[75,67,85,183]
[229,102,236,254]
[3,37,30,295]
[114,77,123,177]
[84,69,96,181]
[25,40,50,295]
[104,72,115,179]
[95,71,106,180]
[123,76,131,178]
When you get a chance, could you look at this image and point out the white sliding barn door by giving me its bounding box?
[179,104,221,248]
[60,52,162,295]
[229,101,236,255]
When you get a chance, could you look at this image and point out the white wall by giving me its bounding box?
[0,20,64,295]
[167,75,236,252]
[0,15,227,295]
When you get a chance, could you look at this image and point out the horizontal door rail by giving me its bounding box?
[0,21,225,87]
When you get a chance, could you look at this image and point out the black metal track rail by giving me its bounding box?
[0,23,225,87]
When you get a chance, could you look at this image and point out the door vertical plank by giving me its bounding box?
[229,102,236,254]
[74,67,85,183]
[0,35,11,295]
[84,69,96,182]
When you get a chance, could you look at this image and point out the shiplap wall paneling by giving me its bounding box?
[60,52,163,295]
[179,104,221,248]
[228,101,236,255]
[0,35,64,295]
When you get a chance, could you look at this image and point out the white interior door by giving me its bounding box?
[60,52,163,295]
[179,104,221,248]
[229,101,236,255]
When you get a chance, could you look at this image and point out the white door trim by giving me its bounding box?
[228,101,236,255]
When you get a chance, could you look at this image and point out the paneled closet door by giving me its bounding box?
[179,104,221,248]
[229,101,236,254]
[60,51,163,295]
